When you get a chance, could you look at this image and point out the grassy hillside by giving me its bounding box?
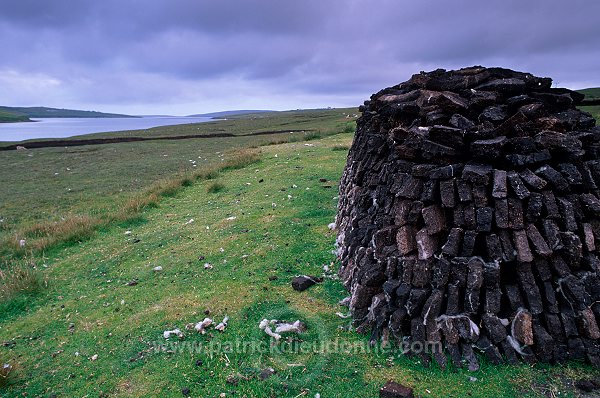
[0,106,133,119]
[0,108,357,248]
[0,133,596,397]
[578,87,600,100]
[0,109,31,123]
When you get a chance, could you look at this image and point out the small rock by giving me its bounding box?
[291,275,321,291]
[380,380,414,398]
[226,374,239,386]
[259,367,275,380]
[575,379,596,392]
[269,275,278,281]
[90,354,98,361]
[153,266,163,272]
[124,230,132,235]
[195,359,203,367]
[126,280,138,286]
[182,387,191,396]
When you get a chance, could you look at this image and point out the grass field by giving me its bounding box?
[579,87,600,122]
[0,109,357,250]
[580,104,600,123]
[1,128,598,397]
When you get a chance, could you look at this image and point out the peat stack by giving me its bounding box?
[335,66,600,369]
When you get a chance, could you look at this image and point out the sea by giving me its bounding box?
[0,116,214,142]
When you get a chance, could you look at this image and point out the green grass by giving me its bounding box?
[0,133,596,397]
[580,104,600,123]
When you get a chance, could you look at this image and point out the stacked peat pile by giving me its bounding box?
[335,66,600,369]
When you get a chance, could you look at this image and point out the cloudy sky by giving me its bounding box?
[0,0,598,115]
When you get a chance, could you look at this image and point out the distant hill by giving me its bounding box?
[579,87,600,100]
[0,106,135,122]
[578,87,600,106]
[0,109,31,123]
[187,110,274,118]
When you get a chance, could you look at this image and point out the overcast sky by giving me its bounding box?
[0,0,598,115]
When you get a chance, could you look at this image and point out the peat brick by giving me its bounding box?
[472,184,489,207]
[441,228,463,257]
[536,165,570,192]
[542,190,561,219]
[492,169,508,198]
[494,198,509,229]
[525,193,544,222]
[519,168,548,190]
[526,223,552,256]
[476,207,494,232]
[507,198,525,229]
[507,171,531,199]
[416,228,438,260]
[422,205,446,235]
[461,230,478,257]
[457,179,473,202]
[439,179,456,208]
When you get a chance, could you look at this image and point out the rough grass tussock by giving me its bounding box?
[0,263,46,304]
[7,215,101,255]
[219,149,261,171]
[331,144,350,151]
[206,181,226,193]
[0,362,12,387]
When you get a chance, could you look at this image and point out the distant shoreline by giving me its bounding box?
[0,105,136,123]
